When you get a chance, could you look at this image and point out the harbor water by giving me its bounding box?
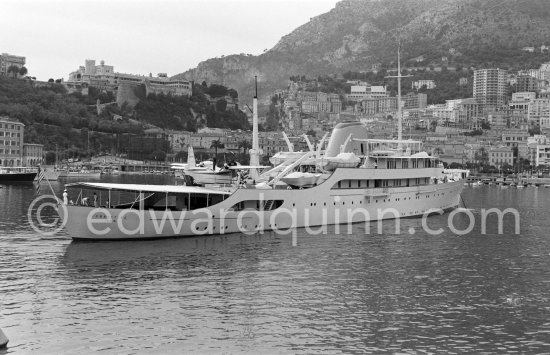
[1,177,549,353]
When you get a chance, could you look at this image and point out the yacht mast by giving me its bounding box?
[249,76,260,180]
[385,44,411,150]
[397,46,403,143]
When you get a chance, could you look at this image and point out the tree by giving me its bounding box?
[19,66,28,77]
[150,150,166,161]
[227,89,238,99]
[215,98,227,112]
[210,139,224,166]
[449,162,463,169]
[210,139,225,152]
[7,65,20,78]
[238,140,251,154]
[206,84,228,98]
[475,147,488,166]
[48,78,54,83]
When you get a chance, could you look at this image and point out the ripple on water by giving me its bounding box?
[0,185,550,353]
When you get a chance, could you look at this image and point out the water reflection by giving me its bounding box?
[1,183,550,353]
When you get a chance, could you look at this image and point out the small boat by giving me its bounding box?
[319,152,360,171]
[280,171,321,188]
[0,167,37,184]
[517,184,525,189]
[64,170,102,178]
[184,168,233,185]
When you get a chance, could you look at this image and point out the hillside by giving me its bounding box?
[173,0,550,101]
[0,77,248,158]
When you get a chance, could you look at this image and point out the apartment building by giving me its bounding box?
[0,53,26,76]
[347,85,387,102]
[403,92,427,109]
[489,146,514,166]
[67,59,192,97]
[23,143,44,166]
[535,145,550,166]
[502,128,529,159]
[0,116,24,166]
[528,98,550,127]
[516,75,538,93]
[298,92,342,114]
[473,68,507,108]
[412,80,436,90]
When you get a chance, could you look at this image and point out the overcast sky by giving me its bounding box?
[1,0,338,81]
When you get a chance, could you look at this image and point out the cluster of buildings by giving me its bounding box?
[368,66,550,169]
[260,64,550,170]
[276,79,430,135]
[0,53,26,77]
[64,59,193,107]
[0,117,43,167]
[136,126,310,162]
[7,50,550,171]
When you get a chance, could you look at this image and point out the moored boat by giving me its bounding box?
[0,167,37,184]
[56,58,468,241]
[57,122,467,240]
[62,169,102,179]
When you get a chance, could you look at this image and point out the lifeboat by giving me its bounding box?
[318,152,360,171]
[280,172,321,187]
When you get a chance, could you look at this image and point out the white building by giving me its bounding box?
[535,144,550,166]
[347,85,387,102]
[473,68,507,107]
[509,92,536,110]
[0,116,24,166]
[0,53,26,77]
[67,59,192,97]
[528,98,550,127]
[412,80,436,90]
[489,146,514,167]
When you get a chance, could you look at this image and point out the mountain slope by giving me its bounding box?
[173,0,550,101]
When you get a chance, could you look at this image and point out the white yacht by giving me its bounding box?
[56,67,467,240]
[57,121,467,240]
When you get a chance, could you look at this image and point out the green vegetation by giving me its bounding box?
[342,68,474,105]
[0,76,137,157]
[265,96,281,131]
[133,83,248,131]
[0,77,248,159]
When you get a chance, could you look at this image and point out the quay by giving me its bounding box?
[466,175,550,186]
[118,163,172,174]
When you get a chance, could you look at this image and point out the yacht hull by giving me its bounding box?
[58,178,465,240]
[0,172,37,183]
[184,170,233,185]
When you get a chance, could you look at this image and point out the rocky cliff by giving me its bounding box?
[173,0,550,102]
